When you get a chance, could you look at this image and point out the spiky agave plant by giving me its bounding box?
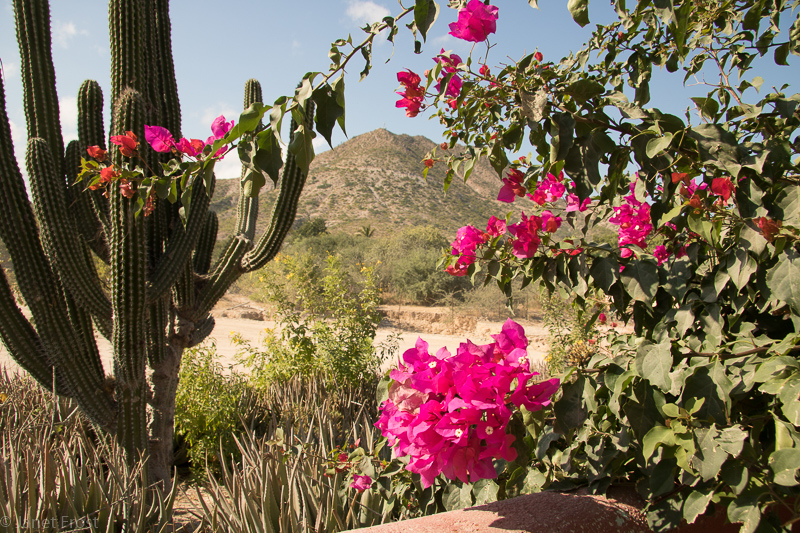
[0,0,314,488]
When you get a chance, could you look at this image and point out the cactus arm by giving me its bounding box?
[109,89,149,457]
[28,139,114,329]
[242,104,315,272]
[109,0,146,111]
[152,0,181,136]
[14,0,65,178]
[147,177,211,301]
[77,80,112,256]
[192,235,250,320]
[193,211,218,275]
[235,79,265,240]
[0,265,70,395]
[0,75,116,430]
[65,141,111,264]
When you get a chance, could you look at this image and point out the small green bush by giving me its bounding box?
[174,342,249,478]
[241,253,393,389]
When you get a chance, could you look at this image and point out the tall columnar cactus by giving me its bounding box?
[0,0,314,487]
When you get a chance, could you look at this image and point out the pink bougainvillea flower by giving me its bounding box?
[350,475,372,492]
[109,131,138,157]
[90,165,119,190]
[397,69,421,88]
[86,146,107,162]
[598,313,607,325]
[144,125,176,153]
[757,217,782,242]
[609,187,653,256]
[566,193,590,212]
[209,115,234,140]
[175,138,205,157]
[396,69,425,117]
[653,245,670,265]
[451,225,488,263]
[534,51,543,62]
[486,215,506,237]
[446,259,469,277]
[479,64,490,76]
[507,212,542,258]
[376,319,560,488]
[448,0,499,42]
[711,177,733,203]
[99,166,119,183]
[434,51,464,98]
[541,210,562,233]
[498,168,526,203]
[119,179,135,199]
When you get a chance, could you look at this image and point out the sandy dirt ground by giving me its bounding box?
[0,294,550,377]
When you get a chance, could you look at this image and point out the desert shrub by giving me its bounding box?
[241,253,392,389]
[371,225,470,304]
[174,343,251,478]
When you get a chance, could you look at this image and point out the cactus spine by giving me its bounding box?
[0,0,314,487]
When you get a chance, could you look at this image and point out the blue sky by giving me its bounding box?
[1,1,797,181]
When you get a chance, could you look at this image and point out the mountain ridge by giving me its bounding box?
[211,128,509,240]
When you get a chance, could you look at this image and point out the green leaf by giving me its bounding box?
[727,248,757,291]
[376,376,390,406]
[766,249,800,314]
[774,42,790,65]
[636,340,673,391]
[683,490,712,524]
[312,85,344,149]
[488,141,509,177]
[287,123,315,174]
[621,260,658,302]
[565,79,605,103]
[589,256,619,292]
[674,305,694,337]
[643,425,674,461]
[769,448,800,486]
[778,377,800,425]
[472,479,499,505]
[554,375,589,431]
[567,0,590,27]
[695,427,728,481]
[690,97,719,120]
[777,185,800,227]
[249,129,284,190]
[645,133,673,158]
[332,75,347,136]
[413,0,439,42]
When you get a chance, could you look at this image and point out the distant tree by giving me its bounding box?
[358,225,376,238]
[295,218,328,240]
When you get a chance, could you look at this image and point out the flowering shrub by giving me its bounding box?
[384,0,800,530]
[376,319,559,488]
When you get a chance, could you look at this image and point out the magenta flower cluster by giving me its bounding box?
[375,320,560,488]
[144,115,234,159]
[448,0,499,42]
[609,183,653,258]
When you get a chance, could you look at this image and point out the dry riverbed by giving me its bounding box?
[0,294,550,376]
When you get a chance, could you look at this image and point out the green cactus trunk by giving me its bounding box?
[0,0,313,489]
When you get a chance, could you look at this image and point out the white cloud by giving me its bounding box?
[59,96,78,144]
[1,61,17,81]
[213,151,242,181]
[53,21,88,48]
[312,135,330,154]
[201,105,237,131]
[346,0,390,25]
[433,34,456,46]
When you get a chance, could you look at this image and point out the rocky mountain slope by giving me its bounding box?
[211,128,509,239]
